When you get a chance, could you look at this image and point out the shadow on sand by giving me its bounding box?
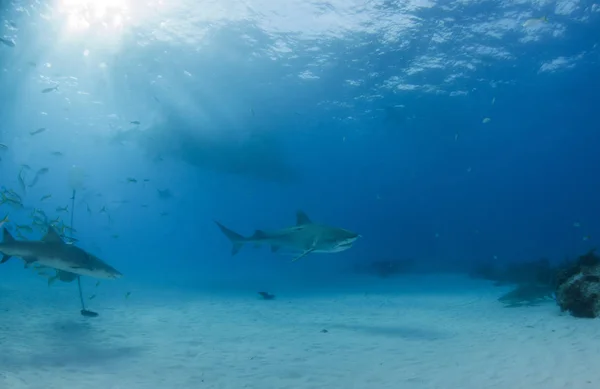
[325,323,453,340]
[2,319,145,370]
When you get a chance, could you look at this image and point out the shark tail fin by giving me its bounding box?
[1,228,14,263]
[214,221,246,255]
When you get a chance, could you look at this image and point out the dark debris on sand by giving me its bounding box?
[555,250,600,318]
[470,252,600,317]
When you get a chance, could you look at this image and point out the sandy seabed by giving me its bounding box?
[1,274,598,389]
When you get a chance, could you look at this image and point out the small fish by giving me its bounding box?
[16,224,33,233]
[41,85,59,93]
[1,193,23,209]
[0,143,8,150]
[258,291,275,300]
[157,189,172,199]
[29,168,49,188]
[491,97,496,105]
[454,133,459,141]
[573,222,581,228]
[125,291,131,299]
[583,235,591,241]
[130,121,140,125]
[30,128,46,136]
[34,209,48,219]
[95,281,101,287]
[18,169,27,195]
[0,37,15,47]
[56,205,69,213]
[0,213,9,228]
[51,151,64,156]
[160,212,168,217]
[62,224,76,233]
[111,234,119,239]
[32,219,46,227]
[40,194,52,201]
[10,192,21,202]
[88,294,96,300]
[523,16,548,28]
[86,203,92,214]
[126,177,137,183]
[28,61,36,67]
[482,118,491,124]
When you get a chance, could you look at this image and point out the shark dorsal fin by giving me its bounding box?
[296,210,312,225]
[43,228,64,244]
[2,228,15,243]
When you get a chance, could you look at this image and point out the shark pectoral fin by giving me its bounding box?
[292,248,314,262]
[271,245,281,253]
[1,254,11,264]
[23,257,37,266]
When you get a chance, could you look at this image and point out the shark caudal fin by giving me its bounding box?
[214,221,246,255]
[1,228,16,263]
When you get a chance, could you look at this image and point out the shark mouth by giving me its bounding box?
[334,240,355,251]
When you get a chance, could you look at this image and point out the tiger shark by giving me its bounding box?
[0,227,122,280]
[215,210,360,261]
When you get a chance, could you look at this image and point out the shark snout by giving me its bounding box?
[107,268,124,279]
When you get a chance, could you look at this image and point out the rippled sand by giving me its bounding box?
[1,275,596,389]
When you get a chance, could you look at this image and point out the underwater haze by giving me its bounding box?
[1,0,600,388]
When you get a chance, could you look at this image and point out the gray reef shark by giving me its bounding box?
[0,227,122,280]
[215,210,360,261]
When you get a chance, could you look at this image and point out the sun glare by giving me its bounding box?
[58,0,129,33]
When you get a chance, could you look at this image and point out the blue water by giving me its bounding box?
[1,0,600,387]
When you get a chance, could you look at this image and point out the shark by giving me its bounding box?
[215,210,360,261]
[0,227,122,280]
